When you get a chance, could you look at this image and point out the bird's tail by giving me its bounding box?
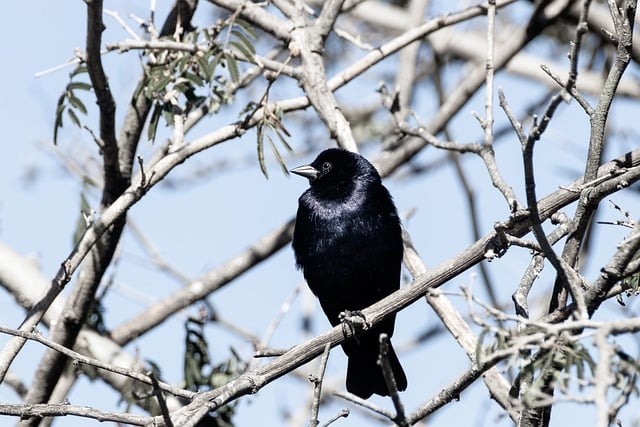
[345,337,407,399]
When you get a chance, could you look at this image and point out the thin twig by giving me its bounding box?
[105,9,142,40]
[110,219,295,345]
[333,391,395,419]
[309,343,331,427]
[126,219,191,284]
[539,63,594,114]
[482,0,496,148]
[149,372,175,427]
[249,286,301,370]
[321,409,349,426]
[378,334,408,427]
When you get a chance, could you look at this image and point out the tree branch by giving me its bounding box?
[110,219,294,345]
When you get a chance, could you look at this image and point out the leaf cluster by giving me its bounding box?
[183,318,242,427]
[524,336,595,397]
[620,248,640,295]
[476,325,597,405]
[53,65,92,145]
[143,19,258,143]
[256,102,292,178]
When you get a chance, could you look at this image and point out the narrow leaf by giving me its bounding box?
[274,128,292,152]
[234,19,258,40]
[68,81,92,91]
[184,71,204,88]
[223,52,239,83]
[68,93,88,114]
[229,41,255,64]
[267,134,289,175]
[67,108,81,128]
[256,123,268,178]
[148,104,162,142]
[71,65,88,77]
[196,54,213,81]
[53,108,64,145]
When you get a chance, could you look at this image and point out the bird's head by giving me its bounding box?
[290,148,379,190]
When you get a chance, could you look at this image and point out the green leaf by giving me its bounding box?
[68,81,92,91]
[173,80,192,95]
[143,83,155,99]
[55,92,67,112]
[229,41,255,64]
[232,29,256,49]
[210,51,223,72]
[256,123,268,178]
[53,116,63,145]
[67,108,81,128]
[267,134,288,175]
[175,54,191,74]
[68,92,88,115]
[273,117,292,145]
[196,54,213,81]
[223,52,239,83]
[234,18,258,40]
[147,70,173,97]
[275,130,292,153]
[162,107,174,126]
[53,93,66,145]
[148,104,162,142]
[156,74,174,93]
[231,28,256,61]
[183,321,212,390]
[72,191,92,246]
[184,71,204,88]
[71,65,88,77]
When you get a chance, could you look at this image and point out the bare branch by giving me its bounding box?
[378,334,408,426]
[0,403,151,426]
[309,343,331,427]
[0,325,193,400]
[110,219,295,345]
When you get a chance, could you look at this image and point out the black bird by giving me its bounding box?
[291,148,407,399]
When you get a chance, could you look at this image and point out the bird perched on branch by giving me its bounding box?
[291,148,407,399]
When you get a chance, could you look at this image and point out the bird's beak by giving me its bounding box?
[290,164,320,181]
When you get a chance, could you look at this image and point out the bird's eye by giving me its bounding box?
[322,162,332,172]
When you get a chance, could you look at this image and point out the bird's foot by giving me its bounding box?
[339,310,370,338]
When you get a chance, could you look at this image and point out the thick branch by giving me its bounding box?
[86,0,122,196]
[290,0,357,151]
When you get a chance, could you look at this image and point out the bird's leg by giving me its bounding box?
[339,310,370,340]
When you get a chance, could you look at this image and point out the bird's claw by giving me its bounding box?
[339,310,370,337]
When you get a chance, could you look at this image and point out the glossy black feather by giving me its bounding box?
[291,148,407,398]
